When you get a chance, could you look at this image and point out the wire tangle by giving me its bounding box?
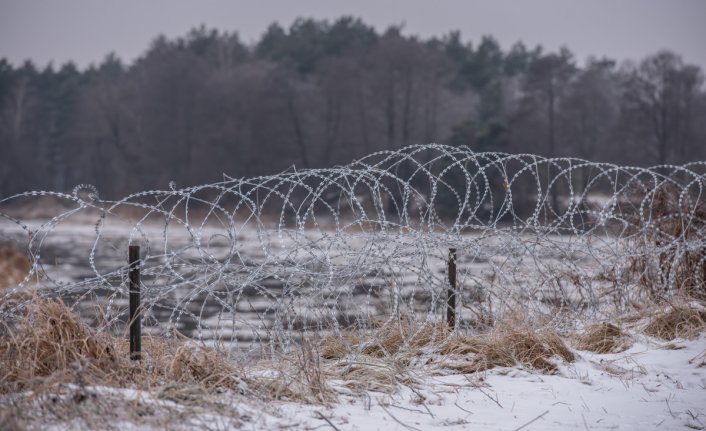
[1,144,705,355]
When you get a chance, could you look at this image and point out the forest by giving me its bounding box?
[1,16,705,198]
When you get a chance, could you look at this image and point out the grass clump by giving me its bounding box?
[312,319,449,394]
[627,183,706,300]
[0,243,31,289]
[320,332,360,360]
[318,317,450,360]
[247,337,337,404]
[0,298,118,393]
[439,323,575,374]
[644,305,706,340]
[574,323,631,353]
[317,316,574,377]
[0,298,242,395]
[360,318,449,357]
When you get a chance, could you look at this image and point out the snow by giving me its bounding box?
[264,335,705,430]
[27,333,703,430]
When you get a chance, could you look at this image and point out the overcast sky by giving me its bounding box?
[1,0,705,70]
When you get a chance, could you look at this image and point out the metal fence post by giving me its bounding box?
[447,248,457,330]
[128,245,142,360]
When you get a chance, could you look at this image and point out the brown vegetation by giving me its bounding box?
[644,305,706,340]
[0,243,31,289]
[361,319,450,357]
[14,296,689,416]
[319,316,575,375]
[0,298,241,396]
[628,183,706,300]
[439,324,575,374]
[574,323,631,353]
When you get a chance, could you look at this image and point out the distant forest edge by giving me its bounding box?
[1,17,705,198]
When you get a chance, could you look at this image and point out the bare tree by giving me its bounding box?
[522,48,576,157]
[562,59,617,160]
[621,51,704,165]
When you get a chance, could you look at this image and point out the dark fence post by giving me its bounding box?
[128,245,142,360]
[447,248,457,330]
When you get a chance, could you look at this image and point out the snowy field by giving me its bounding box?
[6,333,704,430]
[220,336,706,430]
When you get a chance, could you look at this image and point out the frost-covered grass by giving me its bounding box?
[2,333,704,430]
[1,298,705,430]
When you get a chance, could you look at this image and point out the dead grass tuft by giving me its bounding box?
[0,298,242,396]
[627,183,706,300]
[440,324,575,374]
[316,316,573,379]
[575,323,632,353]
[644,305,706,340]
[320,332,360,360]
[168,343,241,389]
[341,358,417,393]
[360,318,449,357]
[242,337,339,404]
[309,319,449,394]
[0,243,32,289]
[0,298,118,394]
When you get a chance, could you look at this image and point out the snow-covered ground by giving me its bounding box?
[251,334,706,430]
[9,333,704,430]
[2,214,703,430]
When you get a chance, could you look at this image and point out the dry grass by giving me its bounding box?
[324,314,574,377]
[0,243,31,289]
[247,337,338,404]
[316,316,575,380]
[0,298,358,406]
[627,183,706,300]
[438,323,575,374]
[311,320,449,395]
[644,305,706,340]
[0,298,118,394]
[574,323,632,354]
[0,297,604,423]
[340,357,418,393]
[0,298,242,396]
[320,332,360,359]
[360,318,450,357]
[318,318,450,360]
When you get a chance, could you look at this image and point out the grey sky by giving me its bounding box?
[1,0,705,70]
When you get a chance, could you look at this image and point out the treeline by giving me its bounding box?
[1,17,705,198]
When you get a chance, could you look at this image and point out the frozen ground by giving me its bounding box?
[297,335,706,431]
[8,332,704,430]
[204,334,706,430]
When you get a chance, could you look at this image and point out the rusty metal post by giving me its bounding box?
[128,245,142,360]
[447,248,457,330]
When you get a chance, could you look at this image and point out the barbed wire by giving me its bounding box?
[1,144,705,354]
